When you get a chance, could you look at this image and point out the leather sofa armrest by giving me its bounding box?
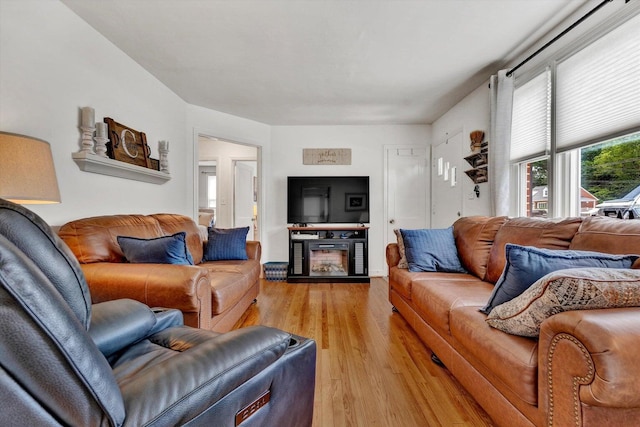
[386,243,401,268]
[89,299,157,357]
[539,308,640,426]
[246,240,261,261]
[80,263,212,327]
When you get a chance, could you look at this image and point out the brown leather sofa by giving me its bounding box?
[59,213,260,332]
[387,215,640,427]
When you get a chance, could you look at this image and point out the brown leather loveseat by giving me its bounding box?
[387,215,640,427]
[59,213,260,332]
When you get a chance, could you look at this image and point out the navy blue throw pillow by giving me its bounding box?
[204,226,250,261]
[400,227,466,273]
[117,232,194,265]
[480,244,638,315]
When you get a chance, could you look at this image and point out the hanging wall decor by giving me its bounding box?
[303,148,352,165]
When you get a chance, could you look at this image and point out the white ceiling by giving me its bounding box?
[61,0,587,125]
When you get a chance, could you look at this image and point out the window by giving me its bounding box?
[514,158,548,218]
[580,132,640,218]
[510,9,640,219]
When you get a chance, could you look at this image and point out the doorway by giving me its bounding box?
[198,135,260,240]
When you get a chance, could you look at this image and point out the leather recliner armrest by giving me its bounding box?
[149,307,184,335]
[118,325,293,424]
[89,299,157,357]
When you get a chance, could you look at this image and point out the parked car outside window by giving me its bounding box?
[596,184,640,219]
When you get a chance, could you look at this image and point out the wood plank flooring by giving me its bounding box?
[237,278,495,427]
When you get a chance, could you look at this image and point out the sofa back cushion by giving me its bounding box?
[152,214,204,264]
[59,215,165,264]
[485,217,583,283]
[453,216,508,279]
[570,216,640,267]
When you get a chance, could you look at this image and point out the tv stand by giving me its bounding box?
[288,226,369,283]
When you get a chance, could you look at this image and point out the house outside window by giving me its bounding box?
[510,9,640,219]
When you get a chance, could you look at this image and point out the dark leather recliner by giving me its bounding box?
[0,199,316,426]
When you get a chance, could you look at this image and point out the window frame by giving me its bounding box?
[509,6,640,218]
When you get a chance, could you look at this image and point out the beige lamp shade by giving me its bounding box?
[0,132,61,204]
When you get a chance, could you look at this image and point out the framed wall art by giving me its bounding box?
[104,117,154,169]
[345,193,367,211]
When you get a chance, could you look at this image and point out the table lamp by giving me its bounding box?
[0,131,61,204]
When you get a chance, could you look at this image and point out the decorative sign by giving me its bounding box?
[303,148,352,165]
[104,117,153,169]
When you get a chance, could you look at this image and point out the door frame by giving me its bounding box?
[193,129,262,240]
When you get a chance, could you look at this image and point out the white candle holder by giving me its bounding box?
[159,140,169,173]
[93,135,109,157]
[80,126,96,154]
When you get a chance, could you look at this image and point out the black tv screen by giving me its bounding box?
[287,176,370,224]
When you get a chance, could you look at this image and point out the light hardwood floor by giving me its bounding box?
[237,278,495,427]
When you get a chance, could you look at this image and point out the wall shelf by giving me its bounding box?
[72,151,170,184]
[464,141,489,184]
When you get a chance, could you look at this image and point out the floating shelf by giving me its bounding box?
[464,152,488,168]
[72,151,170,184]
[465,165,488,184]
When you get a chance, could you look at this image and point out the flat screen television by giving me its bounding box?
[287,176,370,224]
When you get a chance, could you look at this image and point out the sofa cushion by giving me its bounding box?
[117,232,194,265]
[393,229,409,269]
[487,268,640,337]
[400,227,466,273]
[481,245,638,314]
[411,278,493,335]
[450,306,538,406]
[453,216,508,280]
[58,215,165,264]
[570,216,640,268]
[390,269,481,302]
[152,214,204,265]
[204,227,250,261]
[201,259,261,314]
[485,217,582,284]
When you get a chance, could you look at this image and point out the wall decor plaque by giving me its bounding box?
[104,117,154,169]
[303,148,352,165]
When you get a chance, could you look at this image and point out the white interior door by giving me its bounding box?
[385,146,428,243]
[233,161,255,229]
[431,132,464,228]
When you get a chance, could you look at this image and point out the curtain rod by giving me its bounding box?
[506,0,614,77]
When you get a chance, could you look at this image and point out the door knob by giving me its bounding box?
[389,219,395,224]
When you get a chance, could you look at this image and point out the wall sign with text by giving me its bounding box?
[303,148,352,165]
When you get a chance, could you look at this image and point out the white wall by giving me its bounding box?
[0,0,274,233]
[430,82,492,219]
[268,125,430,276]
[0,0,190,225]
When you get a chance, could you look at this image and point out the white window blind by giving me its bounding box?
[510,70,550,161]
[556,13,640,151]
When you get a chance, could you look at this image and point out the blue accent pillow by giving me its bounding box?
[400,227,466,273]
[481,244,638,314]
[204,226,250,261]
[117,232,194,265]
